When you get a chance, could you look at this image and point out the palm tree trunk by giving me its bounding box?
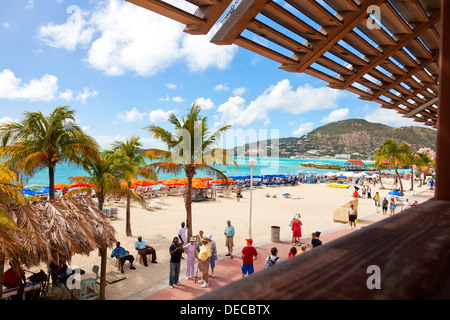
[98,246,107,300]
[378,170,385,189]
[395,167,404,194]
[185,166,195,240]
[410,166,414,191]
[97,193,104,211]
[126,182,132,237]
[49,165,55,202]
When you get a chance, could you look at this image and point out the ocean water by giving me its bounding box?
[24,157,374,187]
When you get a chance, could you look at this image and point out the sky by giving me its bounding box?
[0,0,428,151]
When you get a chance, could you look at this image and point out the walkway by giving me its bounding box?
[128,210,388,300]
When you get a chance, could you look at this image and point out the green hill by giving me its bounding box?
[229,119,436,159]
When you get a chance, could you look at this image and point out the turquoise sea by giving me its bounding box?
[24,157,374,187]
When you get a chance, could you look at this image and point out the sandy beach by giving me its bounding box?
[37,177,433,300]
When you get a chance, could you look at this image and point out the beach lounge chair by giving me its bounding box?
[265,192,277,198]
[282,193,302,199]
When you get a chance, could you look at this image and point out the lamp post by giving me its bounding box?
[248,158,257,238]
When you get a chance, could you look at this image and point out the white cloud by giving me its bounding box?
[3,22,10,29]
[364,107,425,127]
[0,116,13,125]
[194,97,215,110]
[214,83,229,92]
[149,109,175,123]
[216,79,344,127]
[292,122,314,136]
[166,83,178,90]
[0,69,58,101]
[232,87,246,96]
[76,87,98,103]
[38,0,237,76]
[26,0,34,10]
[38,5,94,51]
[59,89,73,100]
[321,108,349,123]
[172,96,184,103]
[118,107,145,122]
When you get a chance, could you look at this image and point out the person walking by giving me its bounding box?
[183,237,197,280]
[206,234,217,278]
[366,185,372,199]
[241,238,258,277]
[373,192,380,211]
[135,236,158,266]
[382,197,389,215]
[348,204,358,230]
[224,220,235,259]
[169,237,183,288]
[197,237,212,288]
[361,185,366,198]
[236,186,242,202]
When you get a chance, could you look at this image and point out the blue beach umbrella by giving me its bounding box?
[21,188,37,196]
[388,190,404,196]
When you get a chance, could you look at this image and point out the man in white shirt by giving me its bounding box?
[178,221,188,245]
[402,199,412,211]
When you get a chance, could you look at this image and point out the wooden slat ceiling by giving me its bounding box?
[126,0,440,128]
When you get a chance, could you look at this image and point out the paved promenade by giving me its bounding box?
[127,210,389,300]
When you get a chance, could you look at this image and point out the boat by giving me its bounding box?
[299,162,315,167]
[314,163,341,170]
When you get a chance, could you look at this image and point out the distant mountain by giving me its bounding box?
[229,119,437,160]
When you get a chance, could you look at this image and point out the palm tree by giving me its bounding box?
[111,135,157,236]
[0,106,100,201]
[375,138,411,194]
[144,104,236,239]
[64,152,142,211]
[415,152,434,187]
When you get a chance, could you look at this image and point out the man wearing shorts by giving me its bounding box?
[224,220,235,259]
[241,238,258,277]
[197,237,212,288]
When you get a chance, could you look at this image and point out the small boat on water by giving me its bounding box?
[299,162,315,167]
[314,163,341,170]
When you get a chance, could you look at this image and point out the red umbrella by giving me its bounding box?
[69,182,93,188]
[54,183,69,190]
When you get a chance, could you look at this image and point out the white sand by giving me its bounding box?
[35,178,433,299]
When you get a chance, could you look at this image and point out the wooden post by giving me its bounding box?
[99,247,107,300]
[435,0,450,200]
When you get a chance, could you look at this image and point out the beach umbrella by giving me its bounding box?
[35,187,57,194]
[134,179,156,187]
[337,175,346,178]
[192,181,208,188]
[388,190,404,196]
[201,177,213,181]
[347,185,359,191]
[54,183,69,190]
[24,184,46,191]
[69,181,93,188]
[162,178,180,185]
[21,188,37,196]
[120,181,137,189]
[211,178,235,184]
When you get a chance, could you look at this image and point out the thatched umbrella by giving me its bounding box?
[0,197,116,300]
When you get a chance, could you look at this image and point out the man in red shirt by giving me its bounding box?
[241,238,258,277]
[3,262,26,288]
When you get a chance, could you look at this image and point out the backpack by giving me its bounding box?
[265,256,279,268]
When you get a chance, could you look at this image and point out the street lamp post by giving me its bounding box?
[248,158,257,238]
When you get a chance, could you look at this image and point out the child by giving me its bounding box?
[288,246,297,258]
[311,231,322,248]
[241,238,258,277]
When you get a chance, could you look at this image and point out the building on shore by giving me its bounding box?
[343,160,367,171]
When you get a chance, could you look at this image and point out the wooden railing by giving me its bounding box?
[197,198,450,299]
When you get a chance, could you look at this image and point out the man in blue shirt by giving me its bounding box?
[224,220,235,259]
[135,236,158,266]
[111,242,136,273]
